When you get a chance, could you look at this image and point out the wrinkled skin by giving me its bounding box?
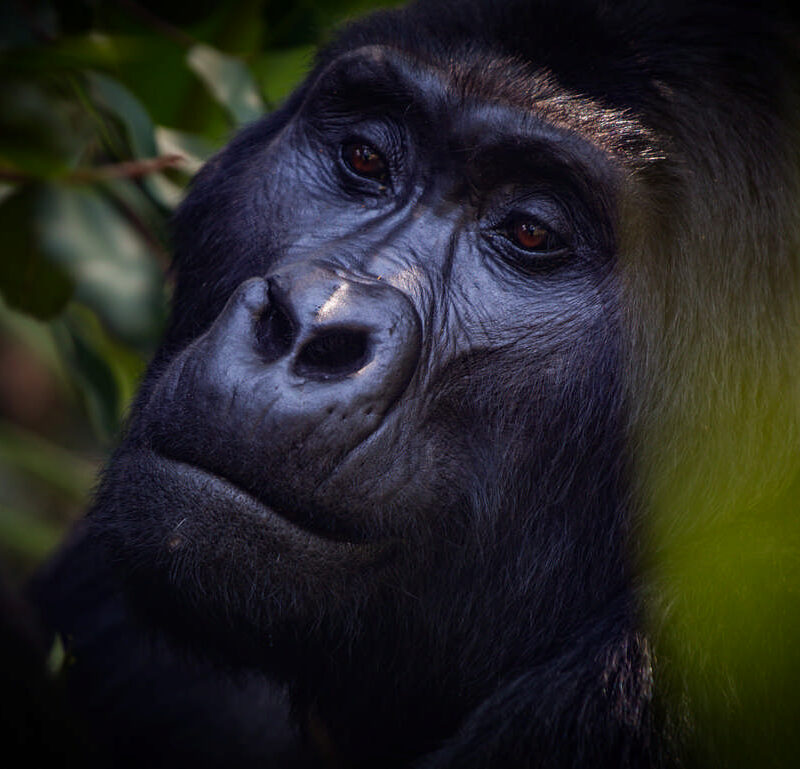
[32,1,800,768]
[110,42,624,647]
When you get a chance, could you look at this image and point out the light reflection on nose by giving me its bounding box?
[315,282,351,322]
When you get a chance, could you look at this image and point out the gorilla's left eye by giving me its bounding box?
[508,217,565,253]
[342,141,388,182]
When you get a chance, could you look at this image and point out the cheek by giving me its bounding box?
[448,268,612,361]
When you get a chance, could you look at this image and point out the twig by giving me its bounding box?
[113,0,197,48]
[0,155,186,184]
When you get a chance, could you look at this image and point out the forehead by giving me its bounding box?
[307,45,663,170]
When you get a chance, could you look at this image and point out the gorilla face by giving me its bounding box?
[37,2,800,766]
[94,45,628,680]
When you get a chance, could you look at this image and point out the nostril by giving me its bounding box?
[256,301,295,363]
[294,328,371,381]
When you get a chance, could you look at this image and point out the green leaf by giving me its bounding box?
[0,419,96,503]
[1,183,167,340]
[0,186,74,319]
[103,176,171,252]
[87,72,185,209]
[187,44,264,125]
[0,78,92,177]
[0,33,133,77]
[0,504,61,562]
[36,184,166,346]
[251,45,314,107]
[67,303,148,413]
[46,635,70,677]
[52,312,121,441]
[87,71,158,159]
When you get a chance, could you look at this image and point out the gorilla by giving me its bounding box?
[32,1,800,767]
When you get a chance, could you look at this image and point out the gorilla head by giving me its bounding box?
[36,1,800,768]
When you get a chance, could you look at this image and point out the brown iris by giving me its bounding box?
[344,142,387,181]
[512,220,550,251]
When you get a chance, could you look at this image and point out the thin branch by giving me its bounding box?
[69,154,185,182]
[105,188,173,273]
[113,0,197,48]
[0,155,186,184]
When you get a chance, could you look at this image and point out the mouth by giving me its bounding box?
[120,450,395,562]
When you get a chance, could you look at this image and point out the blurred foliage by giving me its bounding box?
[0,0,398,580]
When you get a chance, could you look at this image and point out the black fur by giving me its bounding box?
[32,2,800,767]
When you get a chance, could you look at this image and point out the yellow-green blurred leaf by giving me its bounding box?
[52,313,120,441]
[0,504,61,562]
[46,634,69,677]
[0,420,96,503]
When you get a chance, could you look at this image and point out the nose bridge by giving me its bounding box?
[268,265,354,342]
[353,203,456,300]
[268,262,413,337]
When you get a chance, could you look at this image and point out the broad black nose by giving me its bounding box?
[253,264,420,390]
[139,264,422,518]
[257,271,384,382]
[169,265,421,460]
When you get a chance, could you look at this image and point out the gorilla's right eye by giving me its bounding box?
[496,214,567,259]
[342,141,388,182]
